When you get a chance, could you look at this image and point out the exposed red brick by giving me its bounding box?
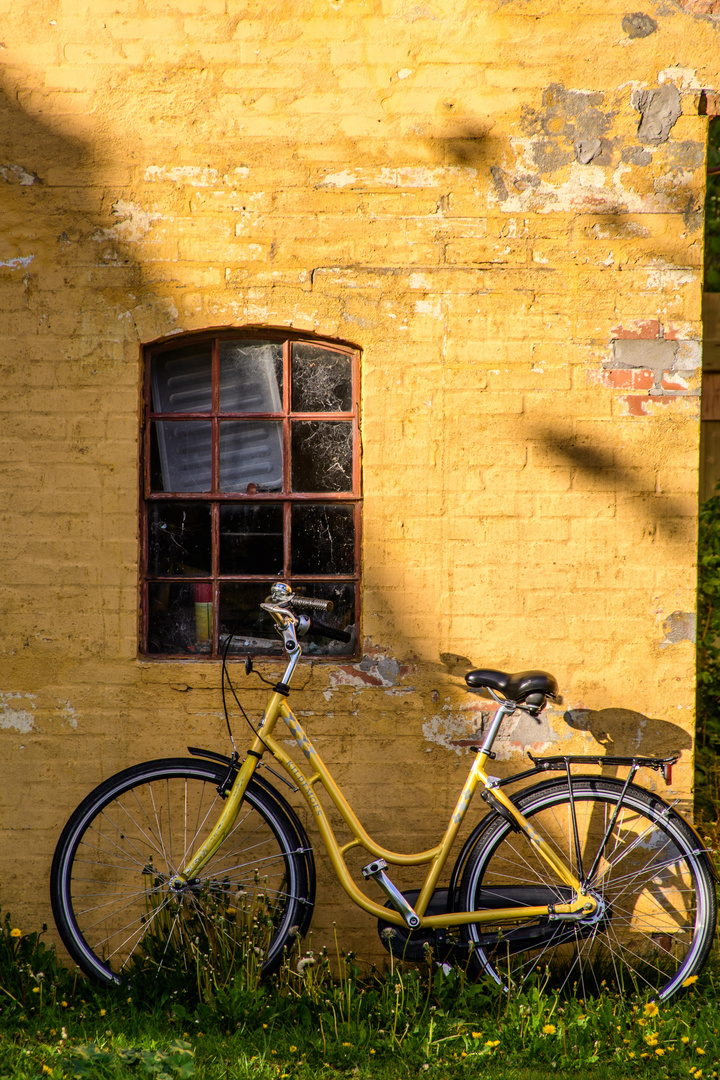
[621,395,674,416]
[622,395,650,416]
[610,320,660,340]
[699,91,720,117]
[661,372,690,392]
[590,369,655,390]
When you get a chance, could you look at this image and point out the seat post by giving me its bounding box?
[479,698,516,756]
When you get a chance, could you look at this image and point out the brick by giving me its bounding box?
[0,0,711,966]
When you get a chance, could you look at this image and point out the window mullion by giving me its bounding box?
[284,501,292,582]
[283,340,292,581]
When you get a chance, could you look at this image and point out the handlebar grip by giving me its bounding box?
[290,596,333,613]
[309,618,352,644]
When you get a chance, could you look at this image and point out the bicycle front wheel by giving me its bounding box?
[459,777,716,1000]
[51,758,313,986]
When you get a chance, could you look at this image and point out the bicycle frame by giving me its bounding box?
[171,636,598,929]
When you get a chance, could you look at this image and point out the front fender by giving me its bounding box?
[187,746,317,930]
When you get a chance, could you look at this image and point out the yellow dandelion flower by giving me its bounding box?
[100,1009,106,1017]
[289,1046,297,1053]
[698,1049,707,1056]
[645,1035,658,1046]
[682,1036,690,1044]
[370,1049,375,1055]
[485,1040,500,1048]
[461,1052,467,1058]
[42,1067,52,1075]
[644,1002,659,1017]
[471,1032,482,1039]
[32,987,40,994]
[656,1048,665,1057]
[683,976,699,987]
[543,1024,556,1035]
[10,929,21,938]
[342,1043,353,1048]
[627,1051,635,1059]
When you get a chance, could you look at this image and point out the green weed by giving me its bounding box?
[1,909,719,1079]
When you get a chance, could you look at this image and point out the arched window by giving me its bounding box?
[141,331,360,658]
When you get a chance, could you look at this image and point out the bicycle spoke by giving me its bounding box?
[461,778,714,999]
[53,762,311,984]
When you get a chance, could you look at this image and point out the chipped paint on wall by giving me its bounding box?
[95,201,164,243]
[422,702,490,755]
[0,692,36,733]
[0,163,40,185]
[660,611,697,647]
[330,643,417,692]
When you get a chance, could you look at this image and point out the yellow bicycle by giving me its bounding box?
[51,584,717,1000]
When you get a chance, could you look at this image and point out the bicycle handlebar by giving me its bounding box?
[290,595,333,613]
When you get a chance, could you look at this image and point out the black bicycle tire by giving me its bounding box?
[51,757,313,985]
[459,777,716,1000]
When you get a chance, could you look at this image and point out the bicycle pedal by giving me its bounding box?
[361,858,388,879]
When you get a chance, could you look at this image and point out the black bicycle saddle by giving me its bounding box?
[465,668,558,703]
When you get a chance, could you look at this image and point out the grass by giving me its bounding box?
[1,909,719,1080]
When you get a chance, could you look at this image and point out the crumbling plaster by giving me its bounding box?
[0,0,718,959]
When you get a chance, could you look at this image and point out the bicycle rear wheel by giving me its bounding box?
[51,758,313,985]
[459,777,716,1000]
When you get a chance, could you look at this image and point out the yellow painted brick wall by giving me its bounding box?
[1,0,718,961]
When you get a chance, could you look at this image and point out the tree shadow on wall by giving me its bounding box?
[528,423,695,542]
[0,82,170,343]
[424,120,494,168]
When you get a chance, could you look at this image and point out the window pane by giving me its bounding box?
[147,582,213,655]
[293,581,355,655]
[219,421,283,492]
[292,343,352,412]
[219,340,283,413]
[151,343,212,413]
[219,504,284,575]
[151,421,212,492]
[291,504,355,575]
[291,421,352,492]
[219,582,284,655]
[147,503,212,576]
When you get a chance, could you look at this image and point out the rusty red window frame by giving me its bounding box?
[140,329,361,659]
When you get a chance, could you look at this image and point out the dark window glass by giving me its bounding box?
[291,421,353,492]
[151,421,212,492]
[142,334,360,658]
[147,503,212,576]
[292,343,352,412]
[291,504,355,575]
[294,581,355,656]
[219,341,283,413]
[219,504,284,576]
[219,421,283,492]
[151,343,212,413]
[147,582,213,656]
[219,581,284,655]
